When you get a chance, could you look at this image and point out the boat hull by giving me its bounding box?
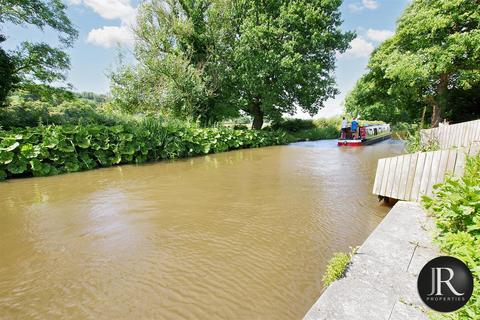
[337,139,363,146]
[337,133,391,147]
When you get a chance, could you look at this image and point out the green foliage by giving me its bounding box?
[113,0,353,128]
[271,119,317,133]
[112,0,237,125]
[322,247,358,287]
[0,93,121,129]
[0,35,17,106]
[0,0,78,105]
[0,0,78,46]
[0,120,287,180]
[345,72,424,125]
[271,118,339,142]
[12,42,71,83]
[423,155,480,319]
[285,127,338,143]
[404,126,440,153]
[230,0,354,128]
[345,0,480,126]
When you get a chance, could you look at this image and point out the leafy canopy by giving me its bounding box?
[231,0,353,128]
[0,0,78,105]
[111,0,353,128]
[346,0,480,126]
[0,0,77,46]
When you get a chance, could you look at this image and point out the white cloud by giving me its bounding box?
[87,25,134,48]
[72,0,135,20]
[348,0,380,12]
[362,0,379,9]
[366,29,394,42]
[347,3,363,12]
[341,37,374,58]
[70,0,137,48]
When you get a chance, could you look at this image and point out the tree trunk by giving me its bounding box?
[250,98,264,130]
[431,73,449,128]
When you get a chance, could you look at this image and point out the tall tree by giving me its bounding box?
[115,0,352,128]
[123,0,237,125]
[0,0,78,105]
[346,0,480,127]
[230,0,353,129]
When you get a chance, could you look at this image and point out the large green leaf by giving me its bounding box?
[0,168,7,180]
[29,158,52,176]
[20,144,41,159]
[0,150,14,164]
[4,142,20,152]
[7,156,27,174]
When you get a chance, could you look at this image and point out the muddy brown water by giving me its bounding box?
[0,140,404,319]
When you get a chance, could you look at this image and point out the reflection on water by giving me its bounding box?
[0,140,403,319]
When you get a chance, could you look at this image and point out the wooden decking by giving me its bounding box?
[372,143,480,201]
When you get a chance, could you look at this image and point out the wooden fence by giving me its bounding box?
[372,143,480,201]
[421,119,480,149]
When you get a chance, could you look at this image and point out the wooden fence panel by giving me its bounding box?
[372,144,479,201]
[373,158,385,195]
[380,157,391,196]
[397,154,411,200]
[421,119,480,149]
[404,153,419,201]
[426,151,442,197]
[410,152,427,201]
[386,157,398,198]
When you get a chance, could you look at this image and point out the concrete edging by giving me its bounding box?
[303,201,439,320]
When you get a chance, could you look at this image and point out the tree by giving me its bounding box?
[0,0,77,46]
[230,0,353,129]
[0,0,78,105]
[346,0,480,127]
[115,0,352,128]
[345,41,426,124]
[0,34,17,106]
[117,0,237,125]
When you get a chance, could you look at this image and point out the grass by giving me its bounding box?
[322,247,358,287]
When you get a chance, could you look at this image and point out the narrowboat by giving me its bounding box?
[337,124,391,146]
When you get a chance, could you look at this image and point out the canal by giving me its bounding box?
[0,140,404,319]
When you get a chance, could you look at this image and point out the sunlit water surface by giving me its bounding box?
[0,140,404,319]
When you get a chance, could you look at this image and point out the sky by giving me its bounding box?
[2,0,411,118]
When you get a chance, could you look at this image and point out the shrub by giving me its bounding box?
[423,154,480,319]
[269,117,341,142]
[0,120,287,180]
[0,100,123,129]
[271,118,317,132]
[405,129,440,153]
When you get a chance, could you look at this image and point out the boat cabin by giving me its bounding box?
[338,124,391,146]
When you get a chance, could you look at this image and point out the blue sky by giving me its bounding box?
[2,0,411,118]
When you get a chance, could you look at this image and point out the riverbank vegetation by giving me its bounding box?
[0,120,286,180]
[423,154,480,319]
[346,0,480,128]
[322,247,358,288]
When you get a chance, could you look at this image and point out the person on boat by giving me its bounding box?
[341,117,348,139]
[351,118,359,139]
